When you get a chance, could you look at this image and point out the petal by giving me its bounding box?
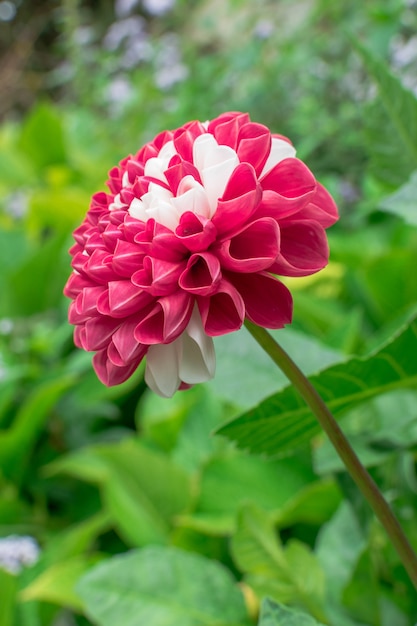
[173,121,206,162]
[197,278,245,336]
[179,305,216,384]
[260,157,316,199]
[111,317,149,364]
[171,175,211,220]
[165,159,202,195]
[145,342,181,398]
[260,136,297,177]
[97,280,154,318]
[112,239,146,277]
[134,290,193,344]
[215,217,280,272]
[212,163,261,234]
[237,122,271,176]
[208,112,251,149]
[300,182,339,228]
[271,219,329,277]
[132,255,184,296]
[179,252,222,296]
[231,272,293,328]
[82,316,122,351]
[93,348,141,386]
[175,211,218,252]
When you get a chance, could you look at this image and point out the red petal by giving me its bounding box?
[132,255,184,296]
[231,272,293,328]
[82,316,122,351]
[112,239,146,277]
[134,291,193,344]
[165,159,201,195]
[173,121,206,162]
[175,212,217,252]
[197,279,245,335]
[260,158,316,199]
[299,182,339,228]
[98,280,154,318]
[216,217,280,272]
[179,252,222,296]
[213,163,261,235]
[208,112,251,150]
[271,219,329,277]
[93,348,142,386]
[108,320,148,365]
[237,123,271,176]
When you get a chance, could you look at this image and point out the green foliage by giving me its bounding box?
[77,546,250,626]
[217,316,417,456]
[2,2,417,626]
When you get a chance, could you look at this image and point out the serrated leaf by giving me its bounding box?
[355,42,417,185]
[77,546,250,626]
[379,170,417,225]
[257,598,325,626]
[216,316,417,456]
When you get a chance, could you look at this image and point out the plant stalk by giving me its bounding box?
[245,320,417,591]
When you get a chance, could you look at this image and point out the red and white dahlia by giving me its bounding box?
[64,112,338,397]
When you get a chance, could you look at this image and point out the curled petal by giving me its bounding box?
[300,182,339,228]
[82,316,122,351]
[132,255,184,296]
[93,348,142,386]
[149,220,188,262]
[145,342,181,398]
[260,136,296,177]
[165,159,202,195]
[231,272,293,328]
[216,217,280,272]
[134,290,193,344]
[112,239,146,277]
[179,305,216,384]
[208,112,251,150]
[173,121,206,162]
[213,163,261,234]
[197,278,245,336]
[237,123,271,176]
[97,280,153,318]
[69,286,106,324]
[260,157,316,200]
[175,211,218,252]
[64,272,92,299]
[109,321,148,366]
[179,252,222,296]
[271,219,329,277]
[84,249,115,284]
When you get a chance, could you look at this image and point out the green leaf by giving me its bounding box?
[20,554,102,611]
[316,503,366,604]
[0,375,74,485]
[180,451,314,534]
[0,568,18,626]
[379,170,417,226]
[77,546,250,626]
[216,316,417,456]
[354,42,417,186]
[231,504,326,620]
[209,326,341,410]
[257,598,325,626]
[18,102,67,170]
[47,439,193,546]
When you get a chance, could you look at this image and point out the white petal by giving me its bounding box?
[145,342,181,398]
[128,197,147,220]
[109,193,125,212]
[260,137,297,178]
[144,140,177,182]
[122,171,130,187]
[192,134,218,171]
[178,306,216,384]
[172,176,211,219]
[201,154,239,215]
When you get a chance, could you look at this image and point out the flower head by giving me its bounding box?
[64,112,338,397]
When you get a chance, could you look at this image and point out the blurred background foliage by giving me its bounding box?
[1,0,417,625]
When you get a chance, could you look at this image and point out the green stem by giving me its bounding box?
[244,320,417,591]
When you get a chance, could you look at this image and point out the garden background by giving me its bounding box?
[1,0,417,624]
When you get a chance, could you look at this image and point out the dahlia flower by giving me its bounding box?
[64,112,338,397]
